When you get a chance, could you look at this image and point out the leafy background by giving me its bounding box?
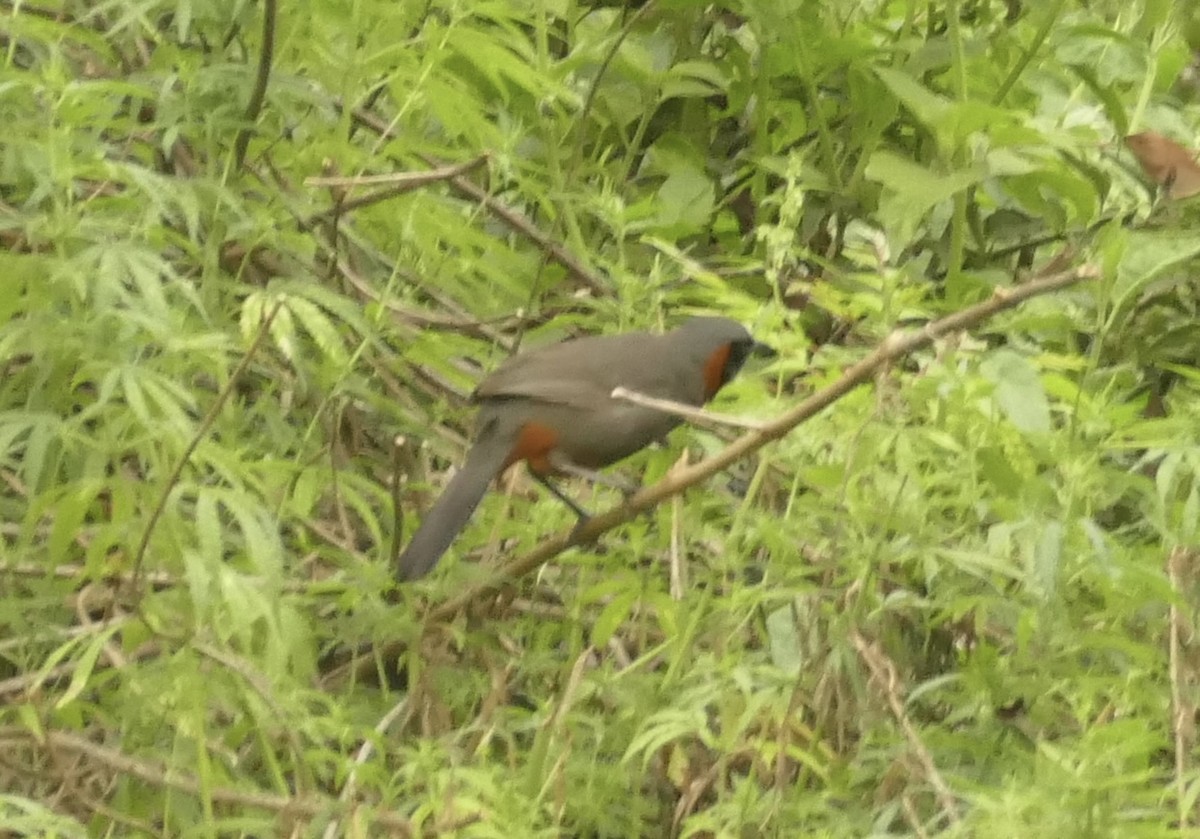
[3,0,1200,836]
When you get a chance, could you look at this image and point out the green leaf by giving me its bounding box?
[647,166,714,236]
[196,488,223,568]
[765,603,803,674]
[980,350,1051,434]
[661,60,728,100]
[1030,520,1063,599]
[591,588,639,647]
[55,624,122,709]
[46,483,100,566]
[1111,231,1200,323]
[874,66,950,131]
[865,151,987,242]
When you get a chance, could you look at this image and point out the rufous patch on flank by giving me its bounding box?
[505,421,560,474]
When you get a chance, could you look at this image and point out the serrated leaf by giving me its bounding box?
[120,368,153,428]
[140,372,198,438]
[268,303,299,365]
[240,293,268,343]
[221,490,282,578]
[21,414,55,492]
[623,708,714,769]
[286,295,349,366]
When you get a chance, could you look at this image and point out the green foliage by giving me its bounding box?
[2,0,1200,835]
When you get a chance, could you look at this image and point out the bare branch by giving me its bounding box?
[611,387,768,431]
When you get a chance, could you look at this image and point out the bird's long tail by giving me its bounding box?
[395,432,512,582]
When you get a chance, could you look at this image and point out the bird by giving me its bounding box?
[395,316,774,581]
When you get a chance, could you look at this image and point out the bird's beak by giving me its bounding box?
[751,341,777,359]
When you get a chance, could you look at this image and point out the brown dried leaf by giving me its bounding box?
[1125,131,1200,200]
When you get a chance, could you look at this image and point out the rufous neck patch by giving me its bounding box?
[702,343,732,401]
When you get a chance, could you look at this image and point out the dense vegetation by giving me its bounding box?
[3,0,1200,835]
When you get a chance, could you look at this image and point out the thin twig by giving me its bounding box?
[305,155,489,218]
[424,155,609,294]
[0,614,131,655]
[852,631,960,825]
[344,100,608,294]
[668,452,688,601]
[901,794,932,839]
[390,436,407,570]
[0,561,321,596]
[568,0,658,186]
[611,386,768,431]
[233,0,276,169]
[126,300,283,605]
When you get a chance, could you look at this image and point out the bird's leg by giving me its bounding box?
[530,470,593,528]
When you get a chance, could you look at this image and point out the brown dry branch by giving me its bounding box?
[668,451,690,601]
[330,254,518,346]
[322,261,1098,688]
[427,264,1097,618]
[851,631,960,825]
[0,614,131,657]
[423,153,610,295]
[306,155,490,218]
[0,562,175,588]
[345,105,609,295]
[901,793,933,839]
[2,728,429,836]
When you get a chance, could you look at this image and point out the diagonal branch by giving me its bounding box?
[424,264,1099,624]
